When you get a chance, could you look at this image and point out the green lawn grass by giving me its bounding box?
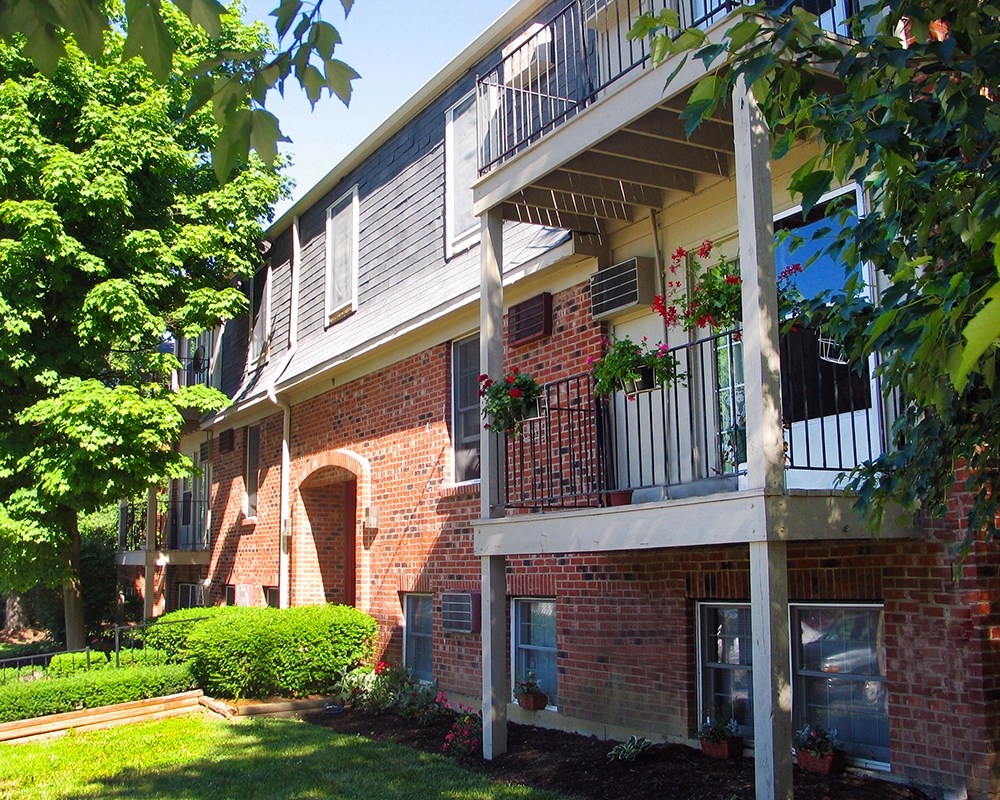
[0,713,568,800]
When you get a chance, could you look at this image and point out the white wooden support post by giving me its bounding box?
[480,206,508,759]
[732,76,784,494]
[143,487,157,619]
[733,76,792,800]
[749,540,793,800]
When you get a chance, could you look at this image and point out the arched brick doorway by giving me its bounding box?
[294,465,357,606]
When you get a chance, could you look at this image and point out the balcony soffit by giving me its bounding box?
[486,97,736,236]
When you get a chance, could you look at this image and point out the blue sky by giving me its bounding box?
[242,0,515,218]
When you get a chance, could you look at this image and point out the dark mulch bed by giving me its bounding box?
[306,708,932,800]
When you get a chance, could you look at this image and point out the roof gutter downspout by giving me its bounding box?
[266,215,300,609]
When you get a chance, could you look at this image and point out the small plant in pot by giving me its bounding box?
[479,368,544,436]
[590,335,683,396]
[793,722,846,774]
[515,671,548,711]
[697,717,743,759]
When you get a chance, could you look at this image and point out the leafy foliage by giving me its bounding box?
[606,735,654,762]
[183,604,377,699]
[589,335,684,396]
[634,0,1000,554]
[0,0,359,180]
[442,704,483,759]
[45,650,110,679]
[478,369,544,435]
[0,12,284,644]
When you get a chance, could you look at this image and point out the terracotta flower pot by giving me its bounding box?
[796,749,847,774]
[603,489,633,507]
[516,692,548,711]
[700,736,743,759]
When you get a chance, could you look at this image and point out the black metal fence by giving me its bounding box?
[118,498,210,552]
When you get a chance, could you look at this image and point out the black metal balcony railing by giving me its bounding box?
[477,0,854,173]
[501,328,890,511]
[118,499,211,552]
[176,352,212,389]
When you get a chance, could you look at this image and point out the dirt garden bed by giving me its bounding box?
[307,707,933,800]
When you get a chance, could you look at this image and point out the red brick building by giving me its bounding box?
[117,2,1000,798]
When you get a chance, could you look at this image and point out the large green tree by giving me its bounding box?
[0,0,359,179]
[635,0,1000,557]
[0,6,284,647]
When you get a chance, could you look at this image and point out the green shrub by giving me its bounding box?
[186,604,377,699]
[141,606,233,662]
[46,650,109,678]
[0,640,60,661]
[0,664,195,723]
[112,647,168,669]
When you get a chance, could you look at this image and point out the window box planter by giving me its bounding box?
[516,692,548,711]
[602,489,634,507]
[796,749,847,774]
[623,365,657,395]
[699,736,743,759]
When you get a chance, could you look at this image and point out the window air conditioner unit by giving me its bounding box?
[441,591,482,634]
[501,23,553,89]
[589,256,656,320]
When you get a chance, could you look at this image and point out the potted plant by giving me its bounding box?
[590,335,683,396]
[793,722,846,774]
[653,240,742,332]
[479,368,544,436]
[697,717,743,759]
[515,672,549,711]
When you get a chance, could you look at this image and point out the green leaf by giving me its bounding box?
[212,108,253,182]
[184,75,216,118]
[309,21,342,60]
[272,0,302,39]
[324,58,359,104]
[249,109,289,167]
[173,0,226,38]
[299,63,325,105]
[61,0,108,60]
[952,283,1000,391]
[122,3,175,81]
[727,19,760,51]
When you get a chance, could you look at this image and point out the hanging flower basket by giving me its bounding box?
[623,365,657,395]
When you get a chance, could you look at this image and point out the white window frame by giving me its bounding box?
[511,597,557,708]
[325,185,359,324]
[695,600,889,766]
[452,334,481,485]
[444,91,480,258]
[403,593,434,683]
[249,265,272,365]
[245,424,260,518]
[696,602,753,738]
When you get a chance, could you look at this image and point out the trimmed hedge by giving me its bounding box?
[46,650,109,678]
[141,606,235,662]
[0,664,195,723]
[186,604,377,699]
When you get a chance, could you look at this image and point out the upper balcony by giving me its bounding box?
[116,496,211,566]
[474,0,857,229]
[497,324,893,509]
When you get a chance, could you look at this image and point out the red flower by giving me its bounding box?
[671,246,687,263]
[698,239,713,259]
[506,374,516,383]
[724,275,741,286]
[508,387,523,398]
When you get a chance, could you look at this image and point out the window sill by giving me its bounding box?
[441,481,480,499]
[239,516,257,532]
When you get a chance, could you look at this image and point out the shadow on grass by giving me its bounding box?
[24,715,564,800]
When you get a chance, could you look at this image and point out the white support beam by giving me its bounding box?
[749,540,793,800]
[732,77,784,493]
[143,488,157,619]
[481,554,508,759]
[480,208,505,521]
[479,206,508,761]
